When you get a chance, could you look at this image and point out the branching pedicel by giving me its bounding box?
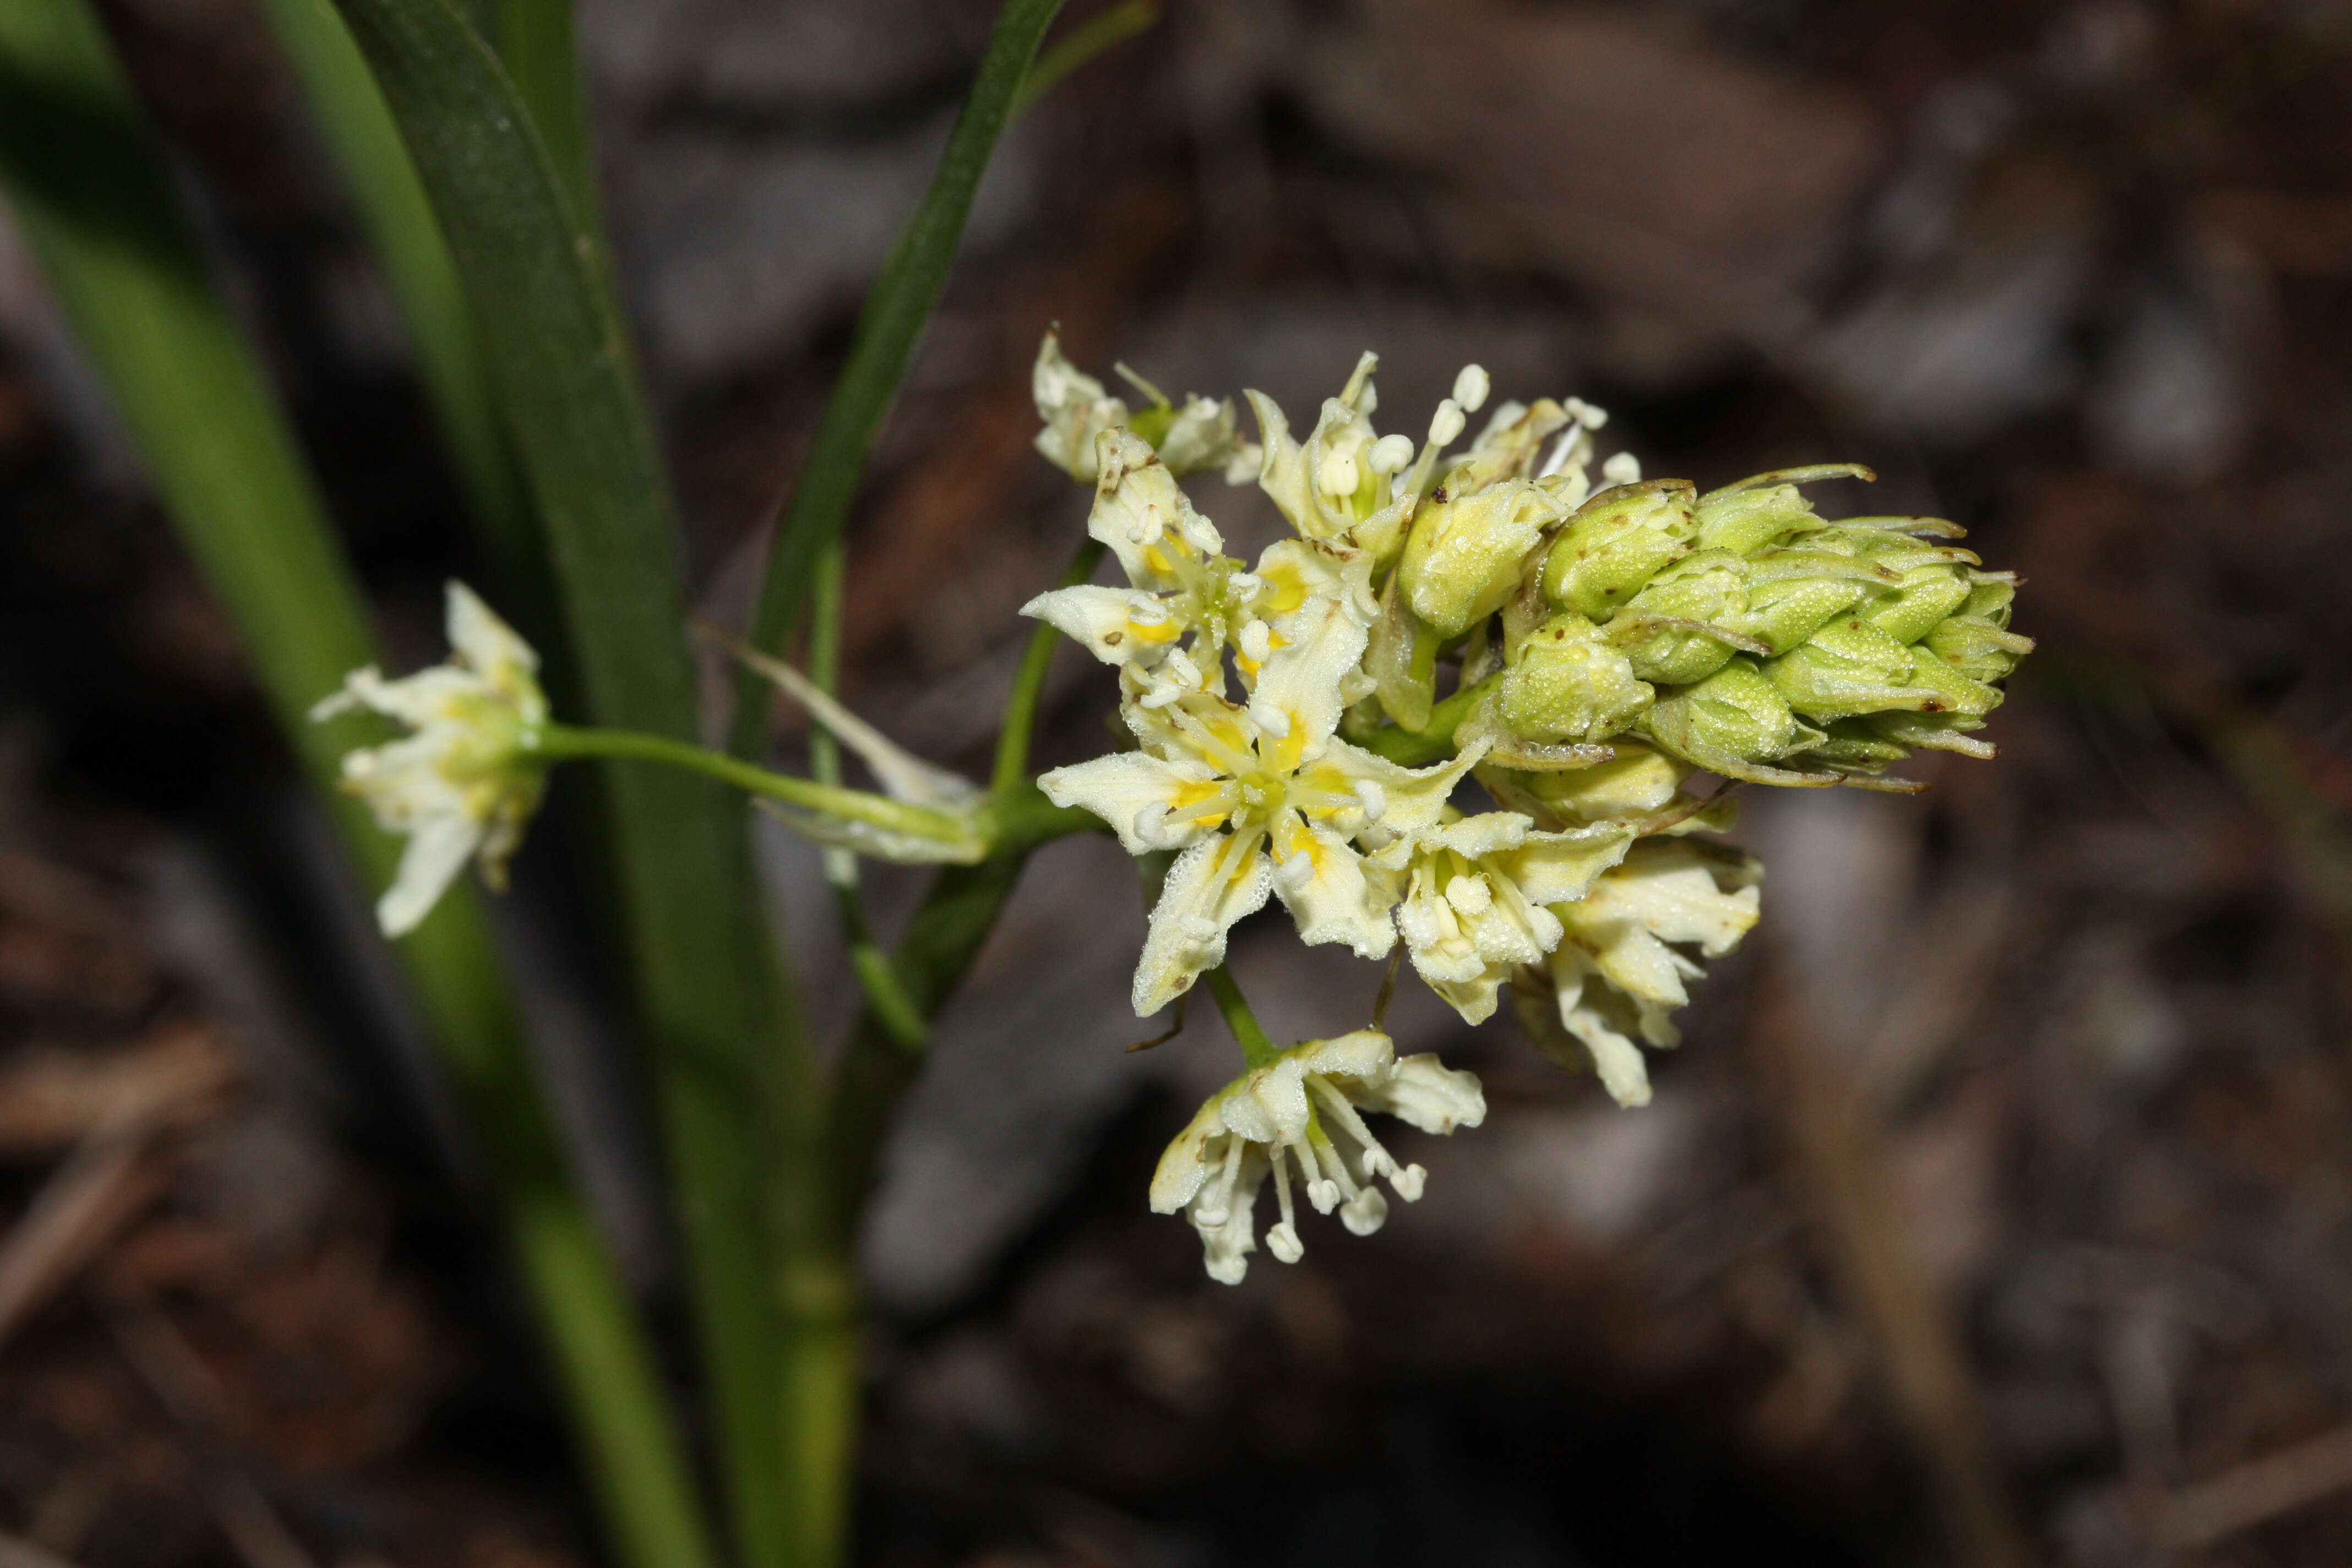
[319,334,2031,1287]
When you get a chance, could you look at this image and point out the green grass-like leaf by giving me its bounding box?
[727,0,1069,757]
[319,3,806,1563]
[0,10,714,1568]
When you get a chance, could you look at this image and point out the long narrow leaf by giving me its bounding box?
[255,0,536,582]
[726,0,1068,758]
[486,0,605,238]
[0,11,715,1568]
[318,4,804,1564]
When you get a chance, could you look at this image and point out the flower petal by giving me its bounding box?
[1038,750,1221,856]
[730,644,979,809]
[1019,584,1184,669]
[754,800,987,865]
[1133,827,1272,1016]
[1268,813,1393,959]
[1502,823,1636,908]
[1359,1053,1487,1134]
[445,581,542,719]
[1089,429,1223,589]
[1033,329,1128,480]
[377,809,483,938]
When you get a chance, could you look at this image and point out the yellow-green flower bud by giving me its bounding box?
[1540,480,1697,620]
[1495,741,1690,823]
[1617,554,1746,685]
[1498,614,1653,744]
[1643,656,1826,782]
[1691,466,1870,553]
[1762,614,1944,723]
[1799,719,1914,774]
[1741,572,1874,653]
[1900,643,2003,718]
[1922,580,2032,684]
[1860,563,1973,645]
[1400,480,1561,638]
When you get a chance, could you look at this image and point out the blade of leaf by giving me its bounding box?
[319,4,805,1564]
[0,11,715,1568]
[254,0,538,585]
[1008,0,1157,118]
[725,0,1068,759]
[486,0,605,240]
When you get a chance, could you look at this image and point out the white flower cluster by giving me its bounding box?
[1027,339,1766,1282]
[312,583,548,938]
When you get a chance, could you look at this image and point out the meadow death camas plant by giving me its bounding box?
[321,334,2031,1285]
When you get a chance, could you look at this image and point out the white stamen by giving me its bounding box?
[1536,428,1583,479]
[1428,399,1465,448]
[1445,874,1494,917]
[1452,364,1490,414]
[1134,802,1173,847]
[1238,620,1273,665]
[1128,597,1172,626]
[1228,571,1263,598]
[1341,1186,1389,1236]
[1368,433,1414,475]
[1602,451,1642,486]
[1194,1135,1243,1227]
[1275,851,1314,891]
[1270,1142,1303,1249]
[1391,1163,1427,1202]
[1353,780,1389,823]
[1249,701,1292,740]
[1564,396,1609,429]
[1266,1222,1303,1264]
[1318,446,1360,498]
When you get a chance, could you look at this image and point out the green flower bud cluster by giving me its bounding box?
[1385,458,2030,792]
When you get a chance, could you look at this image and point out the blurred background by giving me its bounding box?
[4,0,2352,1564]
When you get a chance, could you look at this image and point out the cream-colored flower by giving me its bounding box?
[1031,330,1255,482]
[726,644,988,865]
[1371,812,1633,1025]
[1150,1030,1484,1283]
[1021,431,1375,706]
[1530,840,1761,1106]
[311,582,548,938]
[1039,585,1476,1015]
[1033,329,1131,480]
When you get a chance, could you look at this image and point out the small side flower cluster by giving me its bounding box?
[1026,335,2029,1282]
[312,583,549,938]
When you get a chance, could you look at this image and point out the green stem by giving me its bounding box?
[535,725,980,848]
[993,537,1106,794]
[807,545,930,1048]
[1355,674,1500,766]
[727,0,1068,759]
[1204,965,1283,1069]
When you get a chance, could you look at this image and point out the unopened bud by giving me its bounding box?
[1500,741,1690,823]
[1400,480,1561,638]
[1497,614,1653,745]
[1643,657,1811,777]
[1761,616,1939,723]
[1540,480,1697,620]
